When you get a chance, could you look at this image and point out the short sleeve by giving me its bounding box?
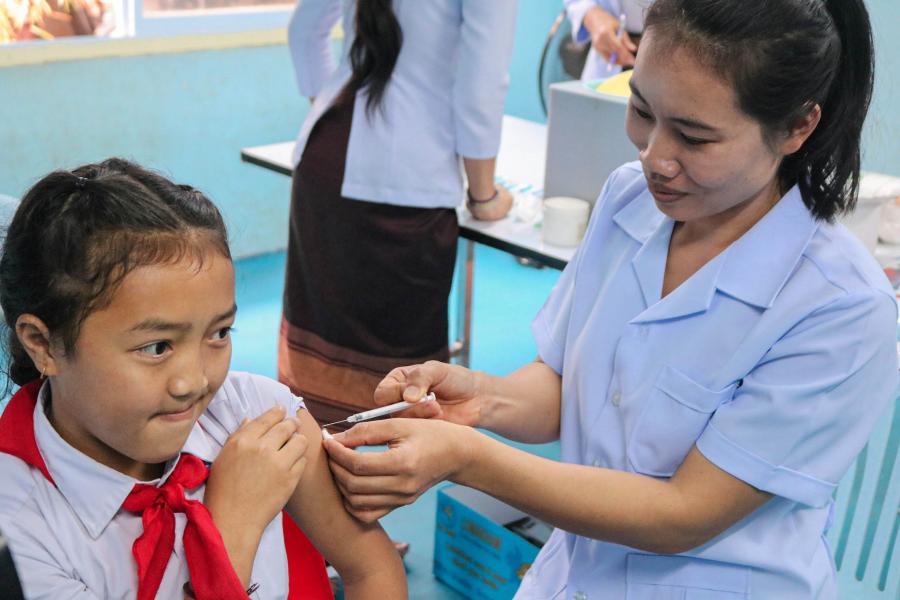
[697,291,899,507]
[453,0,517,158]
[531,168,625,374]
[199,372,307,443]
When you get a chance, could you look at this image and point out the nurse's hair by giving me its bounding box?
[0,158,230,386]
[644,0,874,222]
[348,0,402,116]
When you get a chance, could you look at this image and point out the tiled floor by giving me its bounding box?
[231,243,562,599]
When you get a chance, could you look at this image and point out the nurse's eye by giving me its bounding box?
[211,326,234,342]
[137,341,171,358]
[680,133,712,146]
[631,105,653,121]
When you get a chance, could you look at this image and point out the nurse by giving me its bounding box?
[323,0,898,598]
[565,0,654,79]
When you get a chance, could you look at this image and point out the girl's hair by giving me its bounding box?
[347,0,403,116]
[644,0,875,221]
[0,158,230,386]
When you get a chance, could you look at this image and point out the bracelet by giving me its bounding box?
[183,581,260,598]
[467,187,499,206]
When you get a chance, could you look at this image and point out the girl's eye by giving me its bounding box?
[631,105,653,121]
[211,327,233,342]
[681,133,712,146]
[137,342,170,357]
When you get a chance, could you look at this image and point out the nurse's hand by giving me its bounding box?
[373,360,486,428]
[322,418,474,522]
[583,6,638,67]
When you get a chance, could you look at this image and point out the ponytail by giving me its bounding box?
[645,0,876,221]
[348,0,403,117]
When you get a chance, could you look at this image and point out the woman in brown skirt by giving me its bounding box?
[285,0,519,427]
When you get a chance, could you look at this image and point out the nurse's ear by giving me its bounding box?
[777,103,822,157]
[15,314,62,377]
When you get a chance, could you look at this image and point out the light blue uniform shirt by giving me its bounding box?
[519,163,898,599]
[288,0,517,209]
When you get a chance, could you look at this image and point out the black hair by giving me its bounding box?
[347,0,403,116]
[644,0,875,221]
[0,158,230,386]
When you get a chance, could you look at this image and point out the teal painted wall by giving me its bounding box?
[0,1,897,258]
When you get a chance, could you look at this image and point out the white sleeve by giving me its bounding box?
[287,0,343,98]
[564,0,615,44]
[453,0,518,159]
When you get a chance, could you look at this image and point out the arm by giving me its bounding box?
[373,359,562,444]
[328,419,770,553]
[287,0,342,98]
[286,409,406,599]
[566,0,637,65]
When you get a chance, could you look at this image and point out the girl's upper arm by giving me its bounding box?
[285,409,403,587]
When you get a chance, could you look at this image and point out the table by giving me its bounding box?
[241,116,576,367]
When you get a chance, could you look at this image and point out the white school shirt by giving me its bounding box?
[517,162,899,599]
[564,0,652,80]
[0,372,304,600]
[287,0,518,209]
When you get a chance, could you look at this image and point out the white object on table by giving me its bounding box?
[542,196,591,247]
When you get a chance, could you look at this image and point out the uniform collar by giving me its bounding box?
[613,184,819,322]
[0,380,217,540]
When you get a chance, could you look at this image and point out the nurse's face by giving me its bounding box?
[45,247,235,480]
[625,32,788,223]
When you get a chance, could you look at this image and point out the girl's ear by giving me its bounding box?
[15,314,60,377]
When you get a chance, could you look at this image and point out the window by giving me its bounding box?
[1,0,293,44]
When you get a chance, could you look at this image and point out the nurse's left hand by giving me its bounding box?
[322,418,474,522]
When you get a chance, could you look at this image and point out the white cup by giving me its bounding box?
[542,197,590,247]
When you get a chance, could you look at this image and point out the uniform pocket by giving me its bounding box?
[625,554,750,600]
[627,366,736,477]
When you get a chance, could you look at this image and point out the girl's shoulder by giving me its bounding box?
[197,372,307,441]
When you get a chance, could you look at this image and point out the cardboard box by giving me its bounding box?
[433,485,548,600]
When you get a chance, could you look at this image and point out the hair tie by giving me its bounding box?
[75,176,87,190]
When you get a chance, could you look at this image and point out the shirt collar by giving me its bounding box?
[614,184,819,321]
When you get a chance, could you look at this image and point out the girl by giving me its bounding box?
[323,0,897,598]
[281,0,517,426]
[0,159,407,599]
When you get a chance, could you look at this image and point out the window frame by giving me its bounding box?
[129,0,294,37]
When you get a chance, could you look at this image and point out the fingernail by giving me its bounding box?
[405,386,420,400]
[321,428,333,441]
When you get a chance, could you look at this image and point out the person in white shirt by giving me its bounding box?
[0,158,406,599]
[565,0,654,80]
[281,0,518,426]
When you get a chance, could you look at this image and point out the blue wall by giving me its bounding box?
[0,1,897,258]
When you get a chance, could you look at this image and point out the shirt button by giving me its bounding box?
[574,592,588,600]
[611,391,622,406]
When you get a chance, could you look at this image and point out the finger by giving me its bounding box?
[328,458,418,496]
[373,367,409,407]
[389,399,441,420]
[288,456,308,480]
[323,438,405,477]
[343,491,416,512]
[262,417,301,449]
[400,360,449,403]
[623,33,638,53]
[331,420,406,450]
[343,500,391,524]
[279,431,309,463]
[241,405,287,438]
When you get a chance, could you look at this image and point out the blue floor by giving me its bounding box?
[231,242,562,599]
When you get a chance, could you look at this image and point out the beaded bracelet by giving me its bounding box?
[467,187,499,206]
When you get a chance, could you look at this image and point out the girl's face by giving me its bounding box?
[47,248,235,480]
[625,32,789,226]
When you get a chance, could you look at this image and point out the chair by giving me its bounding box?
[827,391,899,598]
[537,9,587,118]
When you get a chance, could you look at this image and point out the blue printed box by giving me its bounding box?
[434,485,543,600]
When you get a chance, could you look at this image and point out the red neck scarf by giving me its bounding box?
[0,380,333,600]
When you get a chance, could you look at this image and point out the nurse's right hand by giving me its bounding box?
[373,360,486,428]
